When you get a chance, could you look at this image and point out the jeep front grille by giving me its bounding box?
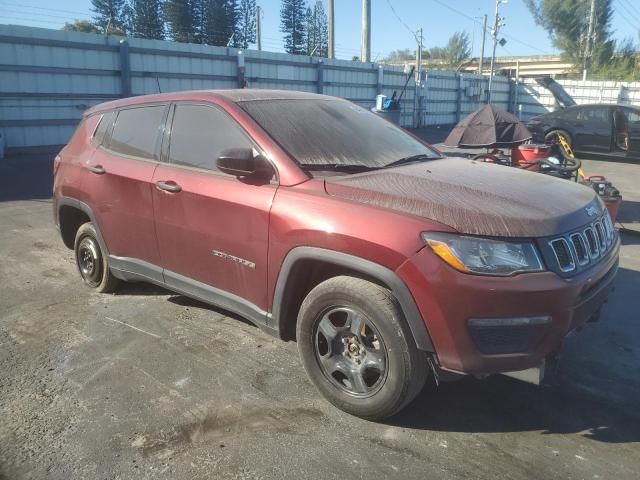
[548,213,616,274]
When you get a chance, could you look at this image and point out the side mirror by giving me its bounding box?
[216,148,272,178]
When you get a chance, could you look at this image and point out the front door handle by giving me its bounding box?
[87,165,105,175]
[155,180,182,193]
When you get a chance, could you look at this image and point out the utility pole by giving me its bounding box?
[414,28,423,128]
[583,0,596,81]
[488,0,507,104]
[256,6,262,51]
[478,14,487,75]
[328,0,335,59]
[361,0,371,62]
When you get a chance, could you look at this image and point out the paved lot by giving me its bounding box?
[1,146,639,480]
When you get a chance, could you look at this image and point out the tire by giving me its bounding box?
[74,222,119,293]
[296,276,429,420]
[545,129,572,156]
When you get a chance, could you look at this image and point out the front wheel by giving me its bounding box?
[296,276,428,420]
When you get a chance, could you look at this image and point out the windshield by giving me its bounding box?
[237,98,441,169]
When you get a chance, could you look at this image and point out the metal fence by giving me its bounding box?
[4,24,640,151]
[0,24,415,149]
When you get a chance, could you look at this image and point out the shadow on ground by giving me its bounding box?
[388,373,640,443]
[115,281,259,329]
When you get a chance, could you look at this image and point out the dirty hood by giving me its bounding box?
[324,158,600,237]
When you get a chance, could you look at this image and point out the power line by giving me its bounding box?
[432,0,551,55]
[0,0,90,16]
[384,0,419,43]
[3,16,63,26]
[3,9,91,20]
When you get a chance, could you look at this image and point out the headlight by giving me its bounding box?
[422,232,544,276]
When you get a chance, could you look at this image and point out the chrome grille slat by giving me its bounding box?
[594,221,606,249]
[549,238,575,272]
[548,213,615,274]
[584,227,599,258]
[569,233,589,266]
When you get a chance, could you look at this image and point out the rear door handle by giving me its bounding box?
[155,180,182,193]
[87,165,105,175]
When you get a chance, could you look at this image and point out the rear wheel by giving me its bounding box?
[74,222,119,293]
[296,276,428,420]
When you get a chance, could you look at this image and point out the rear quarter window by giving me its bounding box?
[92,111,115,146]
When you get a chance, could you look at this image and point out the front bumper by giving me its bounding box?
[397,236,619,374]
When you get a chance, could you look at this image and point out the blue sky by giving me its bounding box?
[2,0,639,59]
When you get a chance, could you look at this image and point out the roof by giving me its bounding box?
[85,89,339,116]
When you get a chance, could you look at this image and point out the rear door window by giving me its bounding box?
[109,105,167,160]
[168,104,253,172]
[576,107,609,123]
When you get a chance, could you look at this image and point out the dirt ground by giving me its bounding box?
[0,144,639,480]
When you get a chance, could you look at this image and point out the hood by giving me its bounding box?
[535,77,577,109]
[324,158,600,238]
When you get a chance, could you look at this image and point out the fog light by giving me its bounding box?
[468,316,552,327]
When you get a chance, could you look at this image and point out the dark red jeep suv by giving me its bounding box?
[53,90,619,420]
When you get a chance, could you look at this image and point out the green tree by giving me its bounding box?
[201,0,238,46]
[382,48,415,63]
[165,0,196,42]
[310,0,328,57]
[304,6,315,55]
[304,1,327,56]
[91,0,128,32]
[62,20,103,34]
[524,0,615,73]
[424,31,472,70]
[131,0,164,39]
[236,0,257,48]
[280,0,307,55]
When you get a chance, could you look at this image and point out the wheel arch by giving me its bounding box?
[544,127,573,144]
[270,247,435,352]
[57,197,109,254]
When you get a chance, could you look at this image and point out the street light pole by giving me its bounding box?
[361,0,371,62]
[256,6,262,51]
[478,14,487,75]
[328,0,335,59]
[583,0,596,81]
[488,0,507,104]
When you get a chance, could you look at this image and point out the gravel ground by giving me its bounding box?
[0,147,639,480]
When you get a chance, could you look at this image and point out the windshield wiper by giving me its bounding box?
[383,154,434,169]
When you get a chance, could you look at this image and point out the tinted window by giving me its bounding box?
[623,108,640,124]
[558,109,579,121]
[238,99,440,168]
[576,107,609,122]
[169,104,253,171]
[109,106,166,159]
[93,111,115,146]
